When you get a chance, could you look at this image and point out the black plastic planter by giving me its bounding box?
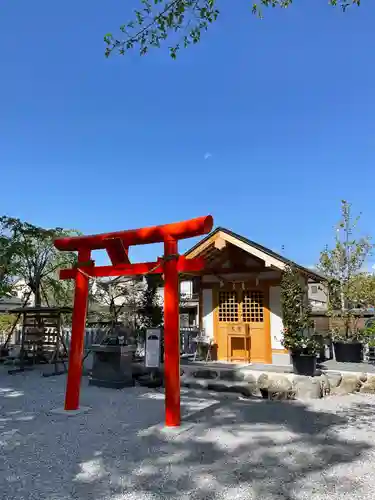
[291,354,317,376]
[333,341,363,363]
[0,347,9,358]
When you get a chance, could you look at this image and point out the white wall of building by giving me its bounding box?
[155,280,194,305]
[202,289,214,339]
[180,280,193,296]
[156,286,164,303]
[308,281,328,309]
[269,285,284,350]
[13,279,34,305]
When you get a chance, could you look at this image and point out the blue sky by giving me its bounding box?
[1,1,374,268]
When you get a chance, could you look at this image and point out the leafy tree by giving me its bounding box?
[0,314,14,334]
[104,0,360,59]
[0,217,79,307]
[0,220,20,298]
[138,275,163,329]
[364,319,375,347]
[90,276,143,324]
[318,200,374,341]
[348,273,375,309]
[89,275,162,344]
[0,313,16,349]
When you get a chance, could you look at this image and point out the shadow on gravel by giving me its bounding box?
[0,369,372,500]
[72,395,372,500]
[335,401,375,428]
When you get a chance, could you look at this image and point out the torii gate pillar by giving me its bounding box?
[163,238,180,425]
[54,216,213,427]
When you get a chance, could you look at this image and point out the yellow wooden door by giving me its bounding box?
[242,289,269,363]
[216,290,247,361]
[215,289,250,362]
[215,287,270,363]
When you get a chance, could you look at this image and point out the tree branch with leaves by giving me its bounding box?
[104,0,361,59]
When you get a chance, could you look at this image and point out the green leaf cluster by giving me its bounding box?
[0,216,79,307]
[364,321,375,347]
[0,314,15,334]
[104,0,360,59]
[104,0,219,59]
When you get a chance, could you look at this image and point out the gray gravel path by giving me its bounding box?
[0,366,375,500]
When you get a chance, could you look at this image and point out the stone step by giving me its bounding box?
[132,361,375,399]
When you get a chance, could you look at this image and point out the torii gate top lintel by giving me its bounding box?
[55,216,213,273]
[54,215,213,278]
[55,215,213,252]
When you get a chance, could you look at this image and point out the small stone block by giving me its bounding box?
[160,423,196,436]
[139,422,195,438]
[49,406,91,416]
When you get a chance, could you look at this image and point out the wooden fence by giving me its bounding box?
[311,310,374,334]
[2,326,201,356]
[2,327,109,351]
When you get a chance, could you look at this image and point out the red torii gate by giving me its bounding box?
[54,215,213,427]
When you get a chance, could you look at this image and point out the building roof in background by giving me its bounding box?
[185,227,324,282]
[306,268,326,281]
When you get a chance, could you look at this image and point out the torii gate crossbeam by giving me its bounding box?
[54,215,213,427]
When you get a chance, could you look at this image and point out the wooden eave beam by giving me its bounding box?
[214,237,226,250]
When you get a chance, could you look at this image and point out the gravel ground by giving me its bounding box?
[1,366,375,500]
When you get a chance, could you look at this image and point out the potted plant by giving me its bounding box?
[367,338,375,364]
[281,330,320,376]
[281,265,319,376]
[330,325,365,363]
[318,201,374,363]
[368,341,375,364]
